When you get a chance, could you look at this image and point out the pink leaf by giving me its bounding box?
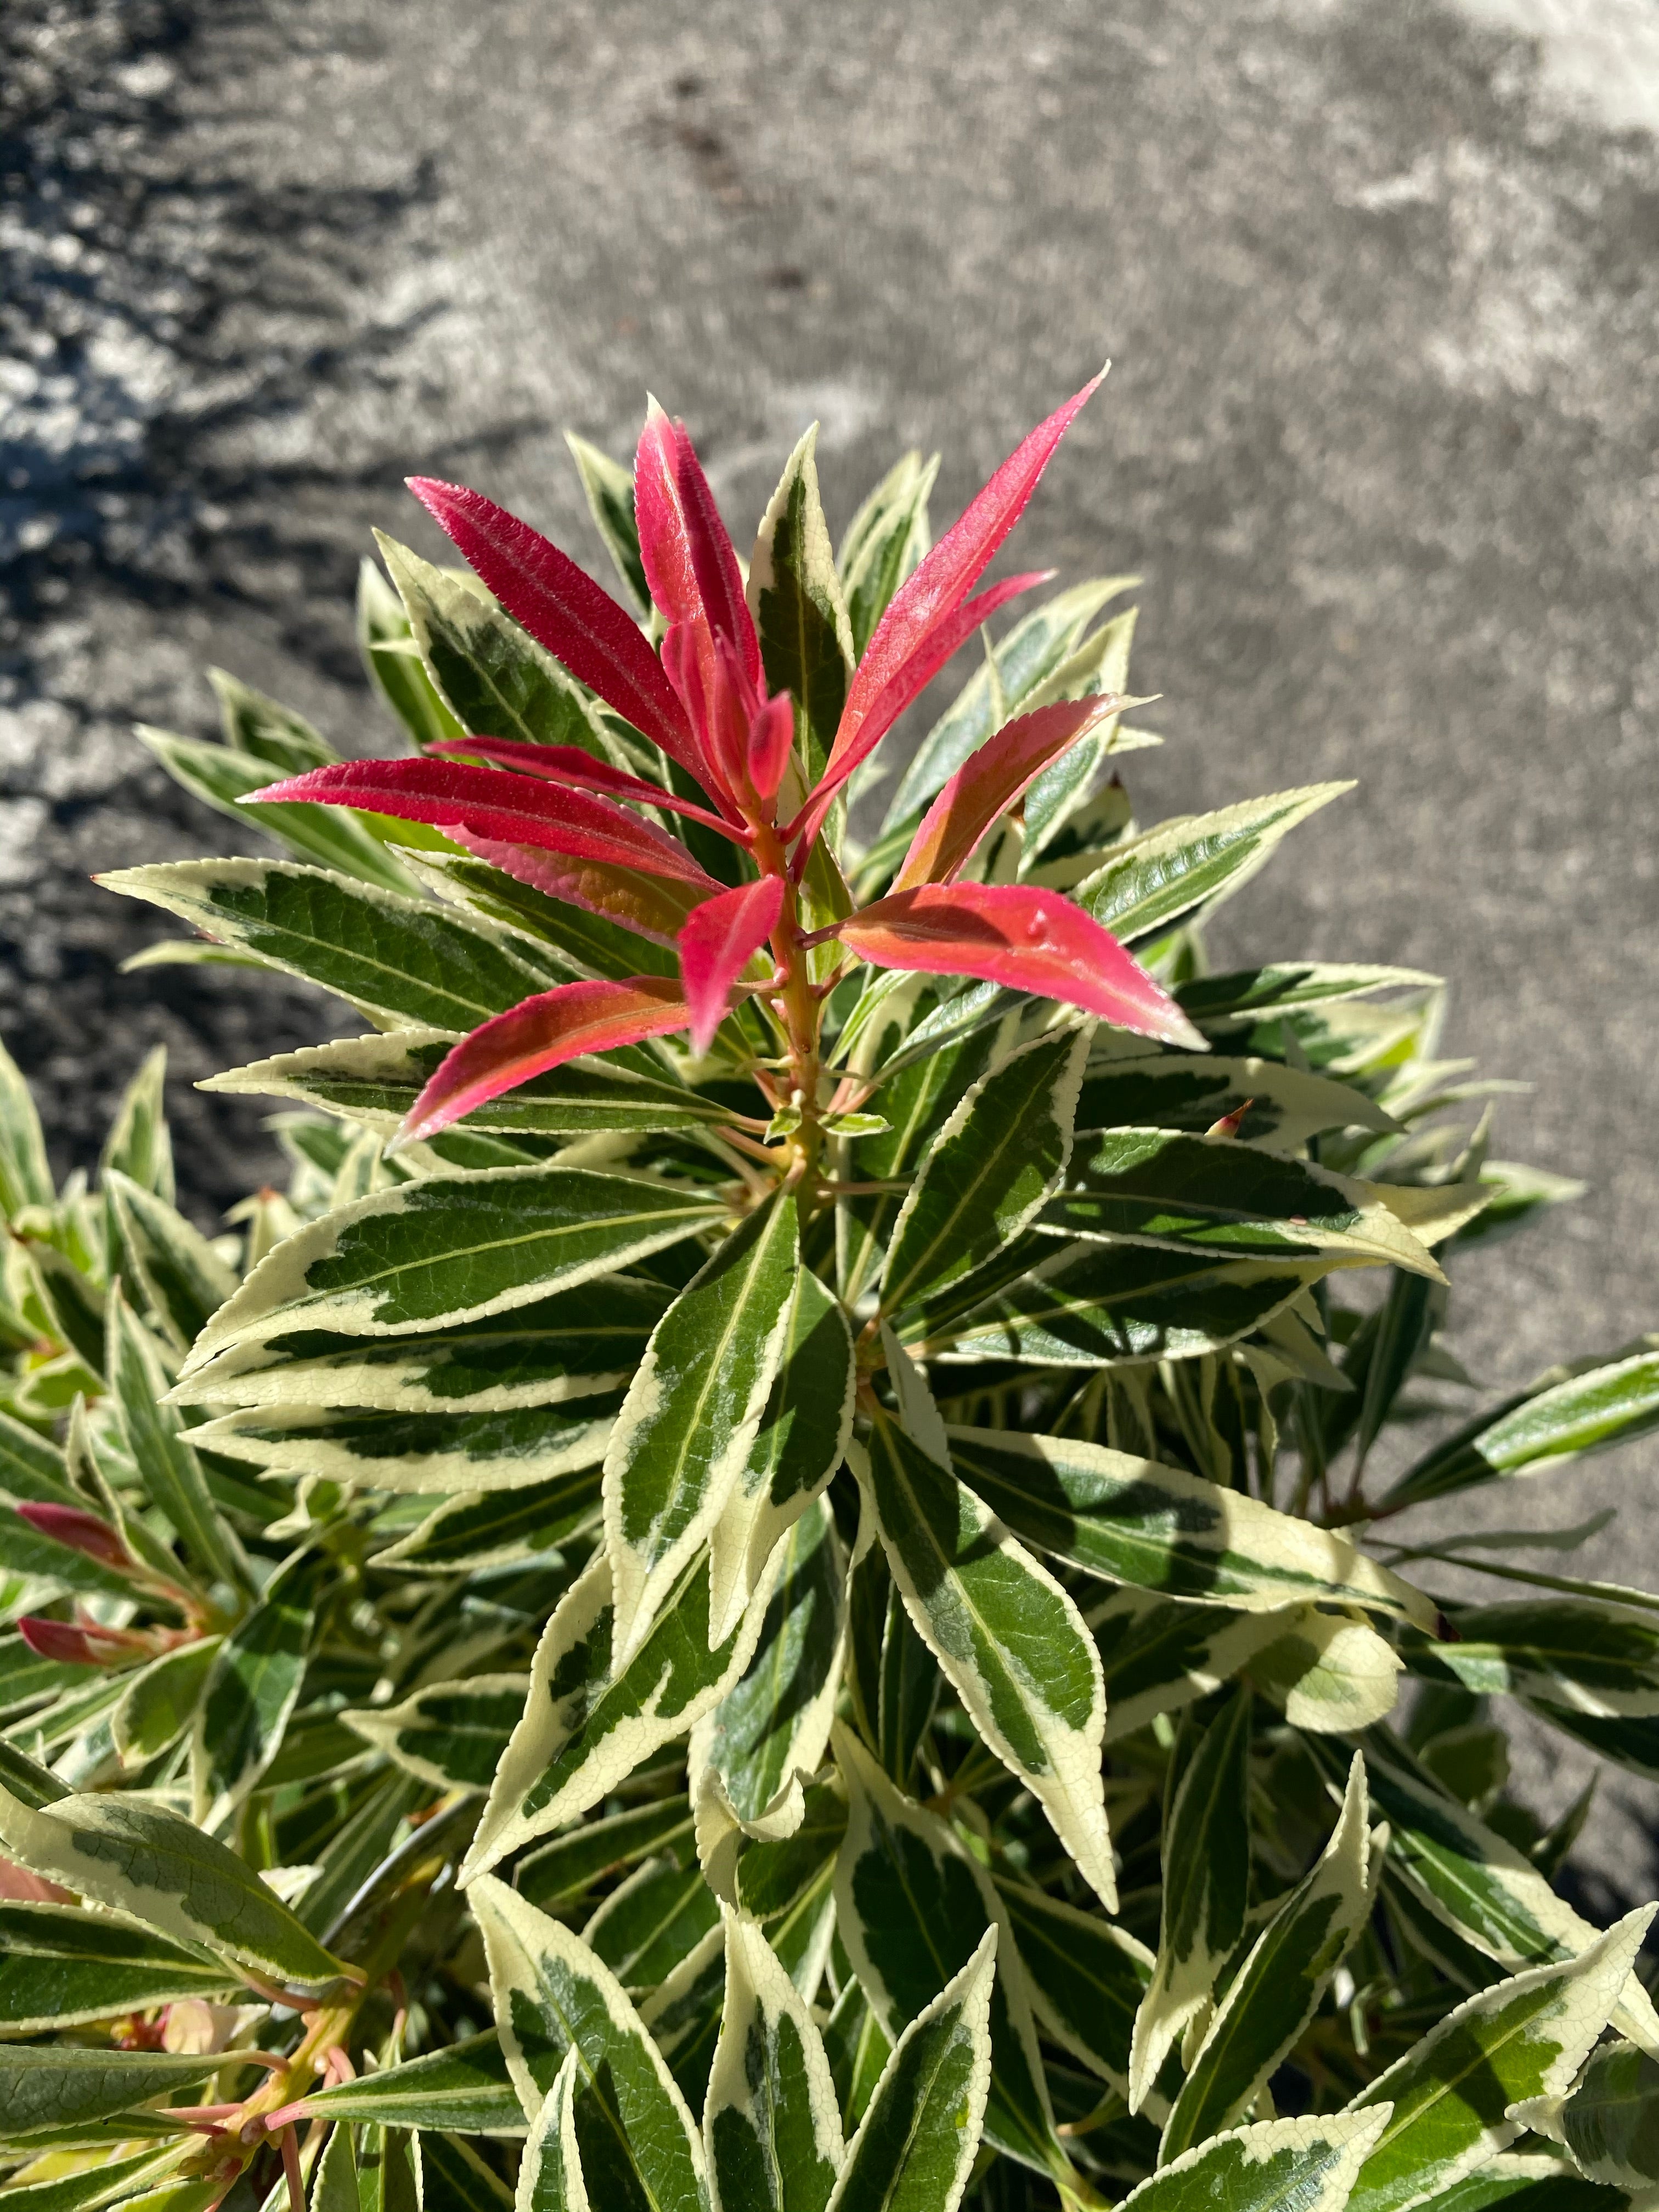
[635,404,761,687]
[17,1616,146,1667]
[16,1502,132,1572]
[814,371,1104,804]
[250,759,716,887]
[406,478,706,782]
[450,830,719,947]
[399,977,691,1143]
[676,875,783,1055]
[891,694,1125,891]
[787,571,1047,855]
[428,737,744,840]
[831,882,1204,1046]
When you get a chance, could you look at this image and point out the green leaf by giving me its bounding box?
[517,1796,695,1911]
[465,1547,772,1878]
[837,450,937,665]
[604,1192,799,1656]
[1045,1128,1446,1278]
[833,1723,1069,2182]
[105,1171,239,1354]
[886,575,1136,825]
[0,1408,81,1510]
[377,533,623,764]
[0,1779,348,1996]
[470,1874,708,2208]
[1177,961,1444,1029]
[192,1393,621,1495]
[748,425,854,778]
[642,1925,730,2113]
[112,1639,221,1767]
[876,1576,936,1790]
[692,1497,844,1830]
[206,667,332,771]
[911,1242,1327,1368]
[0,2046,217,2140]
[359,552,465,747]
[1346,1910,1653,2212]
[193,1546,323,1824]
[1561,2038,1659,2190]
[304,2032,526,2135]
[991,1871,1154,2106]
[340,1673,524,1795]
[704,1906,843,2212]
[881,1026,1090,1316]
[134,725,419,895]
[824,1923,995,2212]
[566,432,651,617]
[100,1042,173,1207]
[582,1854,720,1995]
[1130,1688,1253,2112]
[0,1901,237,2033]
[0,1039,55,1218]
[1158,1752,1375,2164]
[108,1283,252,1597]
[860,1368,1116,1906]
[1120,2110,1392,2212]
[99,860,573,1034]
[1382,1346,1659,1510]
[1076,783,1353,945]
[377,1468,605,1574]
[0,1499,135,1600]
[204,1030,720,1139]
[945,1425,1432,1623]
[180,1163,726,1386]
[1312,1728,1659,2052]
[706,1267,853,1642]
[0,2146,192,2212]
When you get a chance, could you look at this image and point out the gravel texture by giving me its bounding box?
[2,0,1656,1890]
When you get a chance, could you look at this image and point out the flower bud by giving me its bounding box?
[16,1501,133,1571]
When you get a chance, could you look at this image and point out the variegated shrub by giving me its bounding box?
[0,381,1656,2212]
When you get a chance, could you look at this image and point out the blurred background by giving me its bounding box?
[2,1,1656,1863]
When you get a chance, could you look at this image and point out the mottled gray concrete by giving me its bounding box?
[2,1,1656,1878]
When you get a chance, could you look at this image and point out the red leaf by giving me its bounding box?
[428,738,744,840]
[891,694,1124,891]
[676,875,783,1055]
[787,571,1047,855]
[16,1502,132,1572]
[406,478,705,782]
[251,759,716,887]
[812,372,1104,809]
[635,404,761,687]
[17,1615,145,1667]
[399,977,691,1143]
[831,882,1203,1046]
[450,830,718,947]
[747,694,794,804]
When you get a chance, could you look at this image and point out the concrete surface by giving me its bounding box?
[2,2,1656,1884]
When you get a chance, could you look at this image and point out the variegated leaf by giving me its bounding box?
[832,1724,1070,2183]
[1346,1909,1654,2212]
[517,1795,695,1912]
[105,1169,238,1353]
[1560,2036,1659,2190]
[464,1547,775,1879]
[1251,1609,1404,1731]
[469,1875,708,2209]
[747,424,854,777]
[0,1780,347,1995]
[1076,783,1352,945]
[0,1902,238,2034]
[342,1674,529,1793]
[946,1425,1432,1623]
[1074,1052,1395,1156]
[1130,1687,1253,2113]
[824,1925,996,2212]
[203,1030,721,1139]
[991,1871,1154,2107]
[704,1907,843,2212]
[1122,2111,1391,2212]
[303,2032,525,2135]
[189,1393,622,1494]
[1091,1591,1289,1741]
[879,1025,1090,1317]
[861,1353,1116,1906]
[707,1268,853,1643]
[1158,1752,1376,2163]
[582,1854,720,1995]
[193,1545,325,1826]
[1043,1128,1446,1279]
[376,1469,603,1574]
[0,2045,218,2139]
[605,1192,799,1658]
[179,1163,726,1387]
[691,1496,844,1838]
